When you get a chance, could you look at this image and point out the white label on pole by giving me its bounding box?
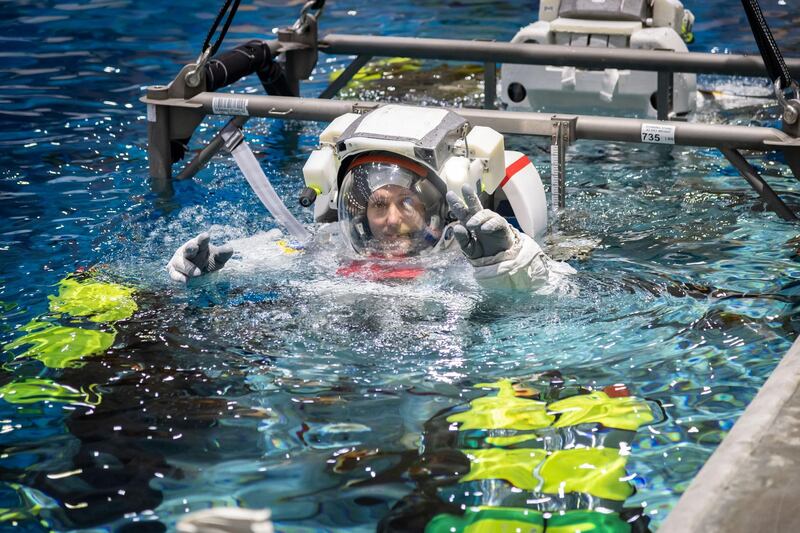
[640,123,675,144]
[147,103,156,123]
[212,96,249,116]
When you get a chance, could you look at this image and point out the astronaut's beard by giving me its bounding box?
[365,234,422,258]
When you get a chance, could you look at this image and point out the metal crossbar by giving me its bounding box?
[150,93,797,151]
[320,34,800,77]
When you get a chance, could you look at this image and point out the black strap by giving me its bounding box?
[200,0,242,58]
[740,0,793,90]
[205,40,297,97]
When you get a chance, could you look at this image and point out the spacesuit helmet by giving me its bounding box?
[338,152,449,257]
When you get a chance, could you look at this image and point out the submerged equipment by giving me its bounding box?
[159,2,322,241]
[501,0,697,118]
[378,376,664,532]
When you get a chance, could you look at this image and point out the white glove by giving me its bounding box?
[446,184,516,261]
[167,232,234,283]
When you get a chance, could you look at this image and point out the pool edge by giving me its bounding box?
[659,333,800,532]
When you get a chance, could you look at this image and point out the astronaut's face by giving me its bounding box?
[366,185,427,255]
[338,155,447,258]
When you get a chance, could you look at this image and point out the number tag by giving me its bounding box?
[640,123,675,145]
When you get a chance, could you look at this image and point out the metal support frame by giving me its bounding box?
[484,62,496,109]
[143,26,800,221]
[782,101,800,138]
[319,54,372,99]
[146,93,800,151]
[141,93,800,219]
[550,116,577,212]
[721,148,798,221]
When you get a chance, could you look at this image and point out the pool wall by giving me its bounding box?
[660,334,800,531]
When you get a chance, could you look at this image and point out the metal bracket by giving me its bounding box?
[550,115,577,213]
[785,100,800,126]
[221,123,245,153]
[781,99,800,138]
[144,64,210,179]
[185,49,210,88]
[277,11,319,95]
[169,64,208,102]
[351,102,381,115]
[775,79,800,138]
[292,0,324,31]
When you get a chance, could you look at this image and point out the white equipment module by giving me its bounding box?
[500,0,697,117]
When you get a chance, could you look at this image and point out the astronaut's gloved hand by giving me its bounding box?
[447,184,553,289]
[446,184,516,261]
[167,232,234,283]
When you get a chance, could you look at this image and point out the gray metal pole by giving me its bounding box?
[178,93,797,151]
[574,114,792,149]
[146,85,172,179]
[721,147,798,221]
[320,34,800,77]
[320,54,373,99]
[187,93,356,121]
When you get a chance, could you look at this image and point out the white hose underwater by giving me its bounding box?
[221,125,312,242]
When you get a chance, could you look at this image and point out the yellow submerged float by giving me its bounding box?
[380,377,663,533]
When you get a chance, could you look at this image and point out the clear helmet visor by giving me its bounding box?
[338,154,448,257]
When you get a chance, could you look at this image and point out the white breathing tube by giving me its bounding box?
[221,124,311,242]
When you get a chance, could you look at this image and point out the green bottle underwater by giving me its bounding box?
[379,375,664,533]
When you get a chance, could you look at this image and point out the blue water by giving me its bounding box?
[2,0,800,531]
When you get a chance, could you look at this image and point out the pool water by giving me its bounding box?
[2,0,800,531]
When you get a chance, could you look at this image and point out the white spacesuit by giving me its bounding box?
[167,105,573,288]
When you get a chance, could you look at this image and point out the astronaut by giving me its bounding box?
[167,105,573,288]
